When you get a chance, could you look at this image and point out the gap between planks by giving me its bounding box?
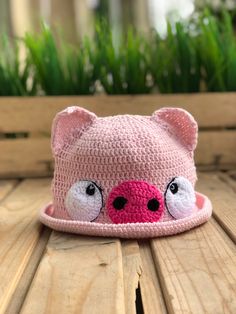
[150,218,236,314]
[121,240,167,314]
[147,172,236,314]
[1,131,236,179]
[1,94,236,132]
[1,172,235,313]
[218,171,236,192]
[6,227,51,314]
[20,234,126,314]
[197,172,236,243]
[0,178,52,314]
[138,241,168,314]
[20,232,167,314]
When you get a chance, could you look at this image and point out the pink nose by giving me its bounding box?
[107,181,164,224]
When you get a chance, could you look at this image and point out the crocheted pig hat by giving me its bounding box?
[40,106,212,238]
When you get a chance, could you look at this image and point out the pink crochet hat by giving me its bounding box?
[40,106,212,238]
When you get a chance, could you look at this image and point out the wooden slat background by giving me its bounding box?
[0,94,236,178]
[21,235,126,313]
[0,179,51,313]
[1,172,235,313]
[150,219,236,313]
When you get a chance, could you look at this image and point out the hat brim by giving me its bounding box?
[39,192,212,238]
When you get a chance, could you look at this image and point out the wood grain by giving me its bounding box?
[1,94,236,178]
[218,172,236,192]
[0,179,51,313]
[0,94,236,133]
[196,131,236,167]
[0,171,235,312]
[1,131,236,178]
[226,170,236,181]
[0,179,18,201]
[21,233,125,314]
[5,228,51,314]
[197,172,236,243]
[121,240,142,314]
[151,219,236,314]
[139,241,167,314]
[0,138,52,178]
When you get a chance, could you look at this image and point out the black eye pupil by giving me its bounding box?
[170,182,178,194]
[86,184,95,196]
[113,197,127,210]
[147,198,160,211]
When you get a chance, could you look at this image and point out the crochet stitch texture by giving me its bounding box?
[40,106,212,238]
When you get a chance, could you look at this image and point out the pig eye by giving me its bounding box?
[65,180,103,221]
[165,177,196,219]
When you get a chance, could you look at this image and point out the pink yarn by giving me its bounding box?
[40,192,212,238]
[107,181,164,223]
[39,106,212,238]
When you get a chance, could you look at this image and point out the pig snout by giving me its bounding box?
[107,181,164,224]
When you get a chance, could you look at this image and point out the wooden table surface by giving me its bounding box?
[0,172,235,314]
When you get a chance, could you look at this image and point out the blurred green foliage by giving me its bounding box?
[25,25,95,95]
[150,20,201,93]
[95,20,151,94]
[0,35,36,95]
[1,10,236,95]
[197,10,236,91]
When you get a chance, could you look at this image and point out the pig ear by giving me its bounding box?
[152,107,198,151]
[51,106,97,154]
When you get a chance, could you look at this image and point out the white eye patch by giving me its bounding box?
[165,177,196,219]
[65,180,103,221]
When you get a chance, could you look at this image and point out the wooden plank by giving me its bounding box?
[218,172,236,191]
[1,130,236,178]
[0,94,236,133]
[0,138,52,178]
[196,131,236,168]
[139,241,167,314]
[21,233,125,314]
[5,228,51,314]
[225,170,236,181]
[150,219,236,314]
[197,172,236,243]
[121,240,167,313]
[0,178,51,313]
[0,179,18,201]
[121,241,142,314]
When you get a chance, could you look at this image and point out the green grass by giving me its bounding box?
[1,10,236,95]
[0,35,36,96]
[150,21,201,93]
[95,20,151,94]
[197,10,236,91]
[24,24,95,95]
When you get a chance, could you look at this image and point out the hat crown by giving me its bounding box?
[52,107,197,223]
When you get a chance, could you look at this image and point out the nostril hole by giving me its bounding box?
[147,198,160,211]
[113,197,127,210]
